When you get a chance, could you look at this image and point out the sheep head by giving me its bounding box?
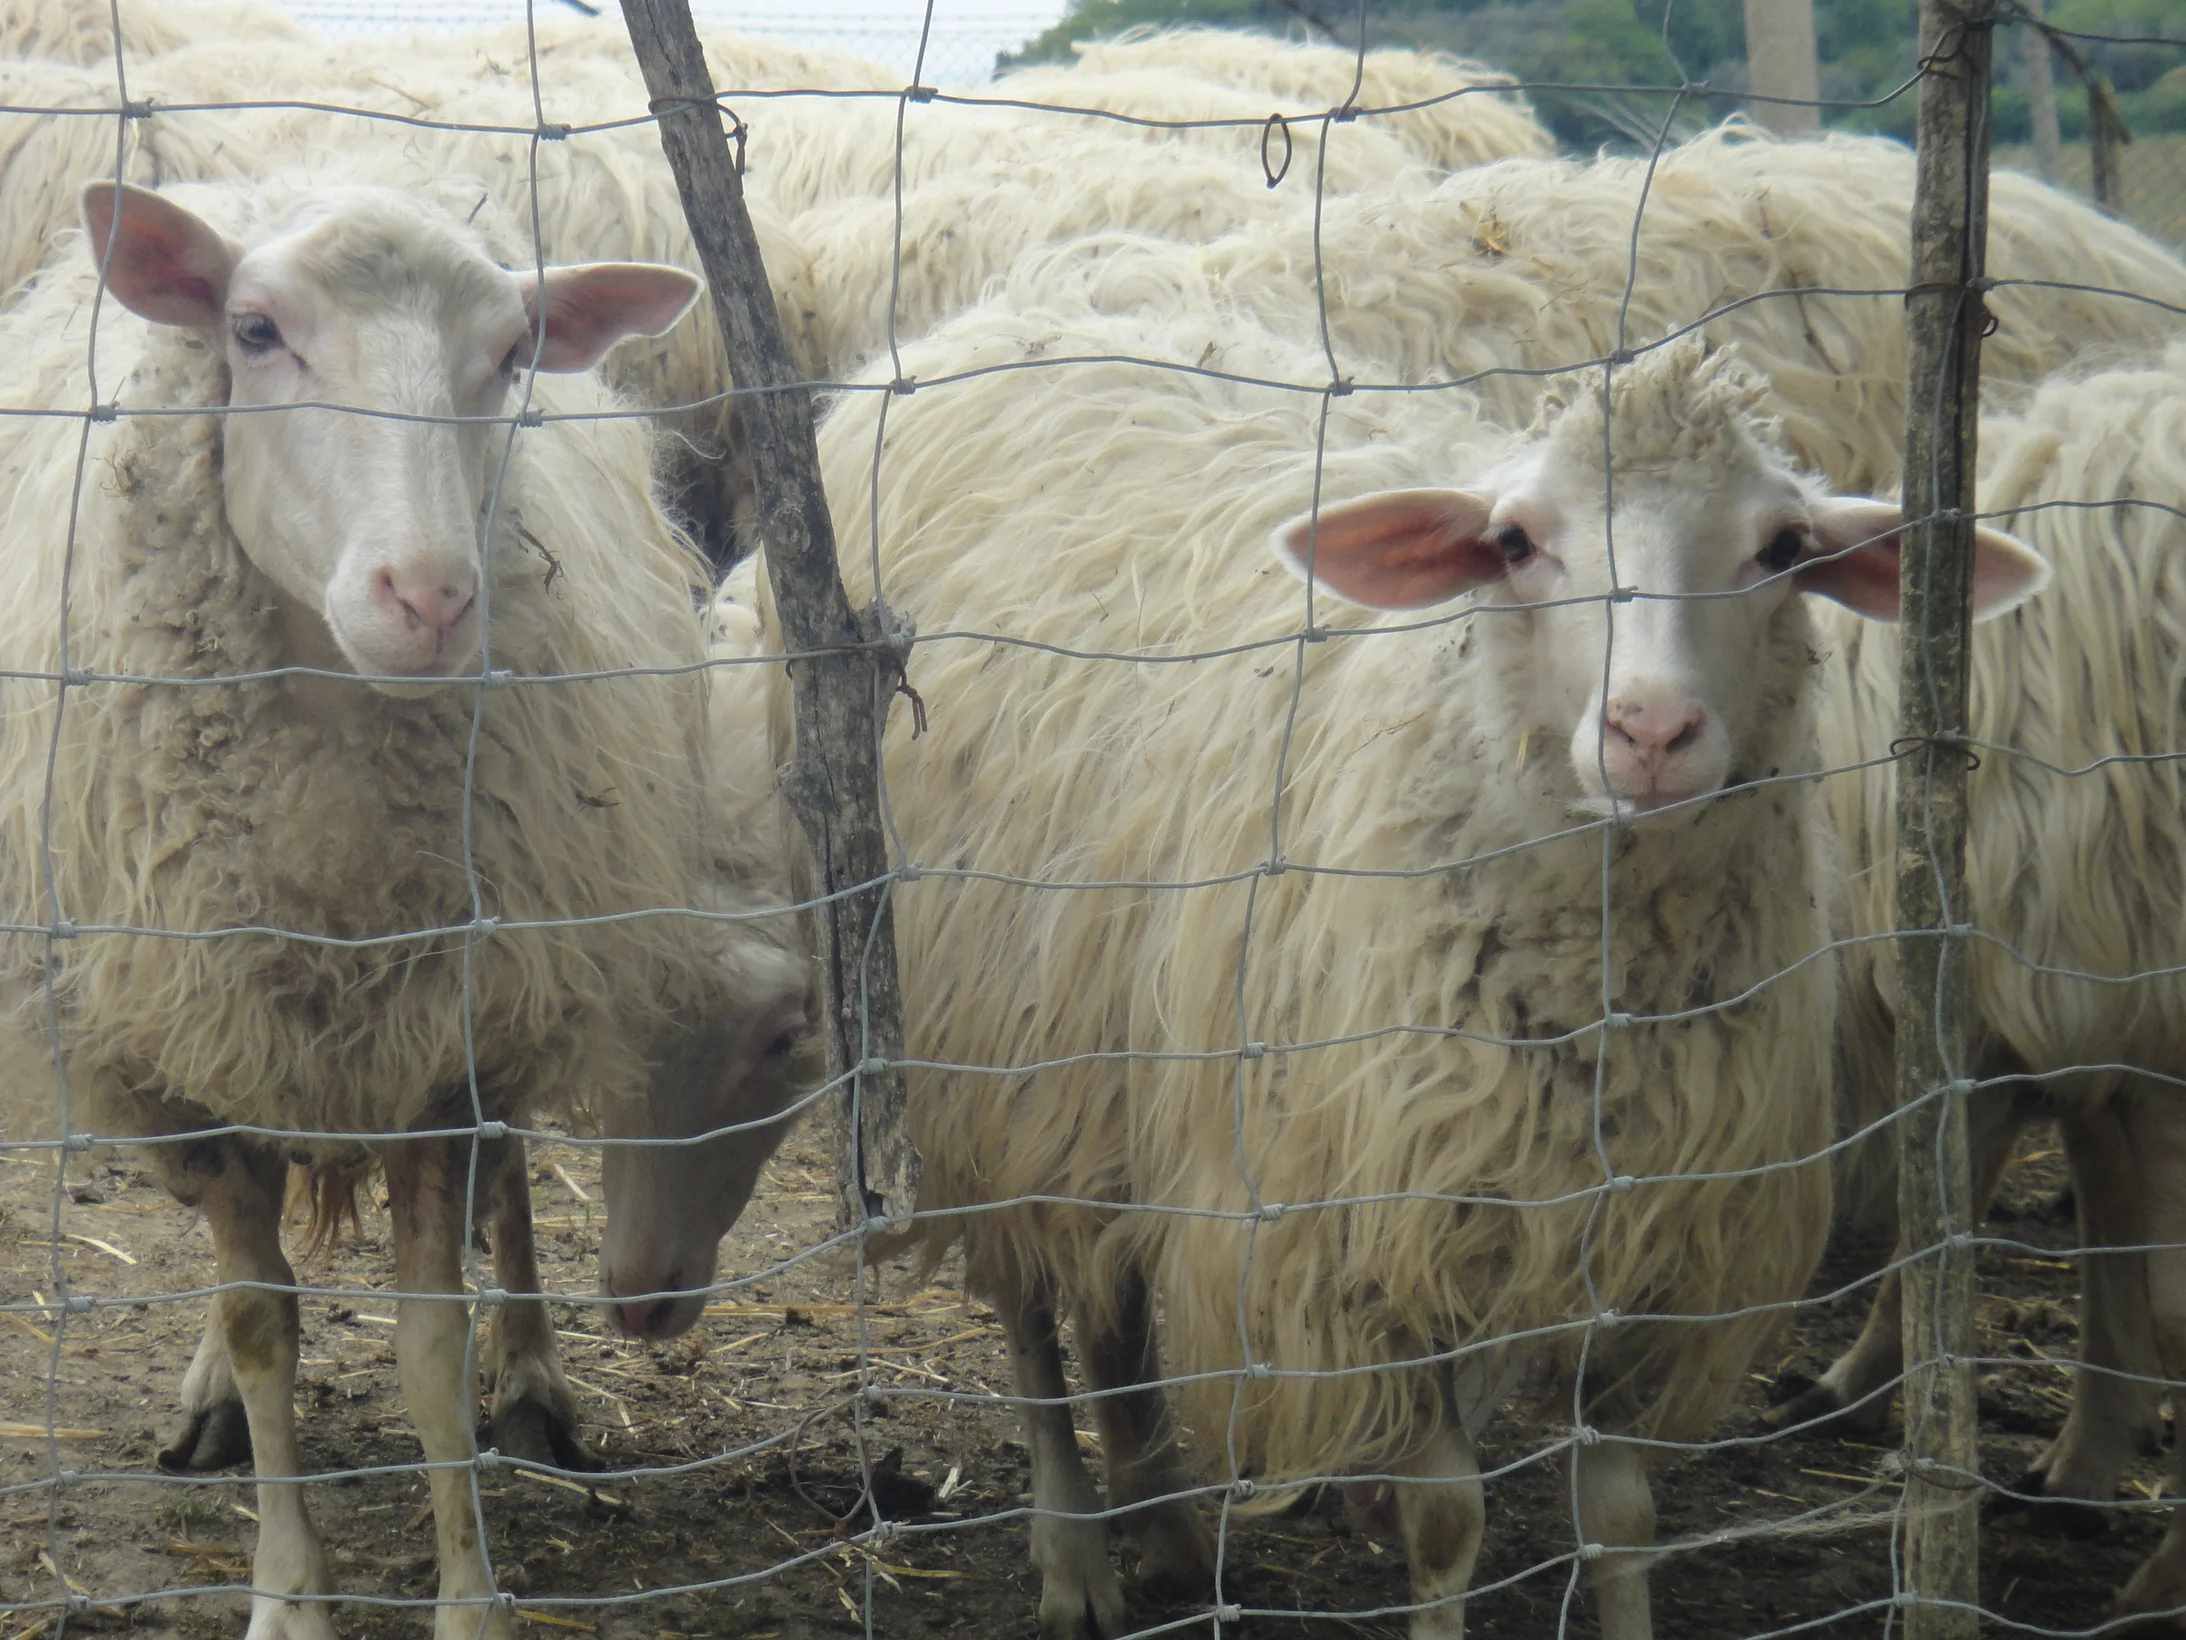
[79,180,700,691]
[1272,339,2050,817]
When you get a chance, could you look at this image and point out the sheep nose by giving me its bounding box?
[1603,698,1707,758]
[609,1271,682,1339]
[374,565,478,645]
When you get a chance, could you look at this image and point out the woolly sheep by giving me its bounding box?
[994,123,2186,495]
[791,142,1313,380]
[706,297,2047,1638]
[741,65,1434,221]
[596,558,821,1341]
[1059,25,1554,170]
[0,172,789,1640]
[1773,343,2186,1624]
[0,0,310,63]
[0,46,825,558]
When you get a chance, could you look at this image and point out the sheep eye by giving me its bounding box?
[1493,523,1533,564]
[1757,528,1806,574]
[765,1030,800,1057]
[232,313,282,353]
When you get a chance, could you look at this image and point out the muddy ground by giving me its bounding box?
[0,1120,2163,1639]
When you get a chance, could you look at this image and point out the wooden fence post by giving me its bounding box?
[1896,0,1994,1632]
[620,0,922,1227]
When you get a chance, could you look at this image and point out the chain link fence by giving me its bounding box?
[0,1,2183,1638]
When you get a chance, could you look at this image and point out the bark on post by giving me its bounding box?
[2088,75,2128,214]
[2020,0,2061,181]
[1743,0,1823,134]
[620,0,922,1227]
[1896,0,1993,1632]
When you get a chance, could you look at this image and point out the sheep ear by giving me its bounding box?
[1797,496,2051,623]
[79,182,238,330]
[1271,488,1504,610]
[514,262,702,372]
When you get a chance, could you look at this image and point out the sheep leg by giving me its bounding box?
[163,1137,338,1640]
[478,1138,598,1473]
[158,1311,254,1472]
[996,1281,1126,1640]
[1078,1269,1213,1602]
[2110,1090,2186,1625]
[384,1136,514,1640]
[1574,1437,1655,1640]
[1392,1416,1486,1640]
[1777,1085,2029,1431]
[2014,1103,2159,1529]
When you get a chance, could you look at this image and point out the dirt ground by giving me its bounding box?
[0,1119,2164,1640]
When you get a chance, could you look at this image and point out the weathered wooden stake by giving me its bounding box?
[1896,0,1993,1632]
[620,0,921,1227]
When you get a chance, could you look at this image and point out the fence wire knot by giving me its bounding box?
[1231,1478,1256,1502]
[1887,731,1981,771]
[1257,1200,1286,1222]
[87,403,118,423]
[1260,113,1293,189]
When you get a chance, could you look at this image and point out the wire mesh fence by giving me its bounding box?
[0,0,2183,1638]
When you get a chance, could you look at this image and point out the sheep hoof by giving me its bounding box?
[490,1395,602,1474]
[2115,1546,2186,1633]
[1989,1466,2114,1538]
[157,1398,252,1473]
[1038,1583,1125,1640]
[1128,1504,1217,1603]
[1763,1374,1888,1436]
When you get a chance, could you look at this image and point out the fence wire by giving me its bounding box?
[0,1,2183,1638]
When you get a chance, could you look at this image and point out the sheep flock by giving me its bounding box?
[0,1,2183,1638]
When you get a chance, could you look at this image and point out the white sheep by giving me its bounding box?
[1055,25,1555,170]
[719,294,2047,1638]
[739,64,1438,221]
[0,0,310,63]
[1778,341,2186,1624]
[790,142,1317,381]
[993,123,2186,495]
[596,558,821,1341]
[0,172,772,1640]
[0,45,826,559]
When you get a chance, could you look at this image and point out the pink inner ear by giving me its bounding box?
[1279,488,1502,611]
[80,183,236,330]
[518,263,700,373]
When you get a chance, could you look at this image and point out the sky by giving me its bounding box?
[267,0,1072,82]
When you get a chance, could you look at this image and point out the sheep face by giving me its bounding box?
[1274,345,2049,816]
[78,181,699,692]
[598,958,815,1341]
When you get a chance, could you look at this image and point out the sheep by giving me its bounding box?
[705,293,2047,1638]
[790,143,1317,381]
[1769,342,2186,1624]
[0,46,826,559]
[1050,26,1555,170]
[992,123,2186,496]
[739,65,1436,222]
[0,0,311,64]
[0,171,775,1639]
[597,559,822,1340]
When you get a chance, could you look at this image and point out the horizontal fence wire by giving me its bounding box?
[0,0,2182,1637]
